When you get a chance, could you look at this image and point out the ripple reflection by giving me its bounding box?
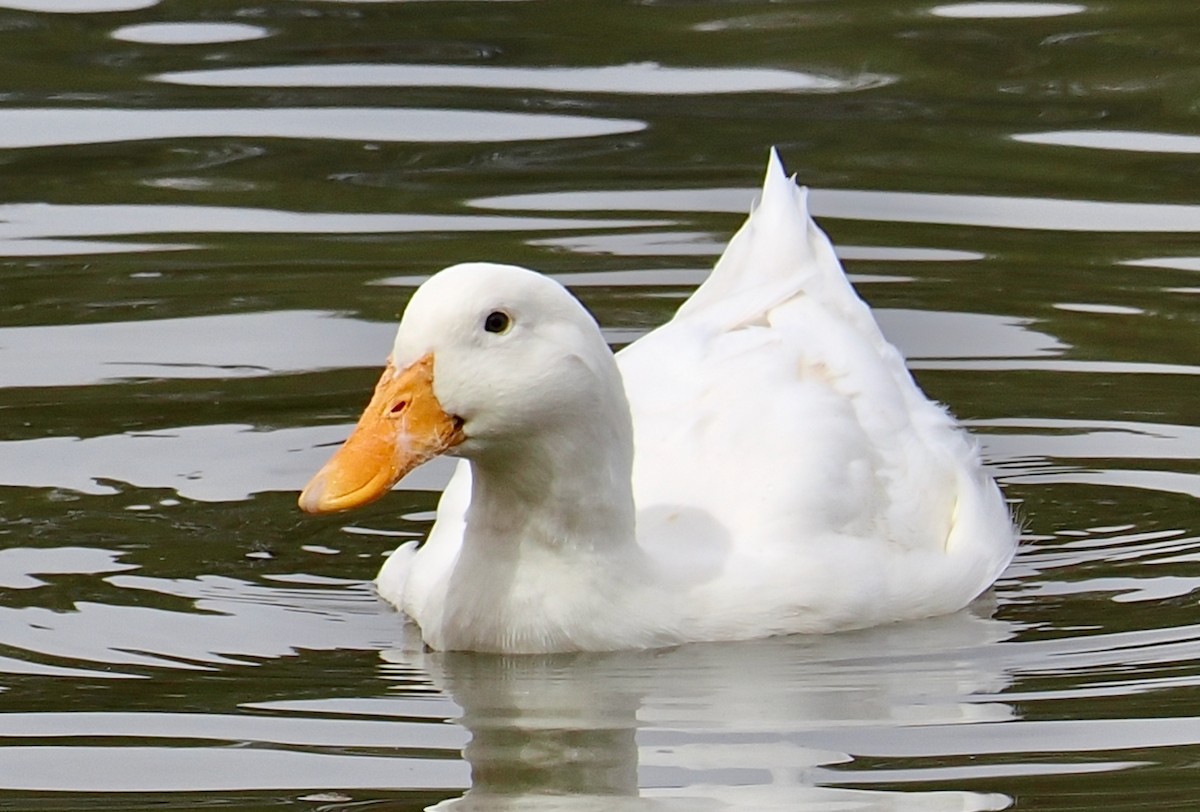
[0,107,645,150]
[156,62,892,95]
[930,2,1086,18]
[473,187,1200,233]
[1014,130,1200,154]
[111,22,270,44]
[0,0,157,11]
[376,617,1018,810]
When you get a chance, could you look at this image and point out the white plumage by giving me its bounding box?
[353,150,1017,652]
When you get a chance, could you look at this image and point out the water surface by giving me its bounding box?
[0,1,1197,810]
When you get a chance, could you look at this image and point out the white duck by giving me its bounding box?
[299,150,1017,653]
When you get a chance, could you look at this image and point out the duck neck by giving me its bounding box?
[463,403,638,559]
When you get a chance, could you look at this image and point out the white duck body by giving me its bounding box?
[358,151,1017,653]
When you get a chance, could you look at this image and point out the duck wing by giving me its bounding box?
[618,150,1015,625]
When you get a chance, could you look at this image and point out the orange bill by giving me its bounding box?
[298,353,465,514]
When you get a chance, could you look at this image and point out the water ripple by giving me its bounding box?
[0,0,157,10]
[0,747,467,792]
[0,107,644,150]
[930,2,1087,18]
[111,22,271,44]
[156,61,892,95]
[0,422,457,500]
[473,187,1200,232]
[1014,130,1200,154]
[0,202,667,257]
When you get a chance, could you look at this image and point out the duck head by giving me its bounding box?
[298,262,625,514]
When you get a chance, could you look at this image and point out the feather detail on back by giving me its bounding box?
[676,149,878,340]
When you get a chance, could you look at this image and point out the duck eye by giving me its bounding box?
[484,310,511,334]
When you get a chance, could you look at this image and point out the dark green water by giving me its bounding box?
[0,0,1198,809]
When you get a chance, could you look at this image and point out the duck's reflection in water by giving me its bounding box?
[384,599,1017,811]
